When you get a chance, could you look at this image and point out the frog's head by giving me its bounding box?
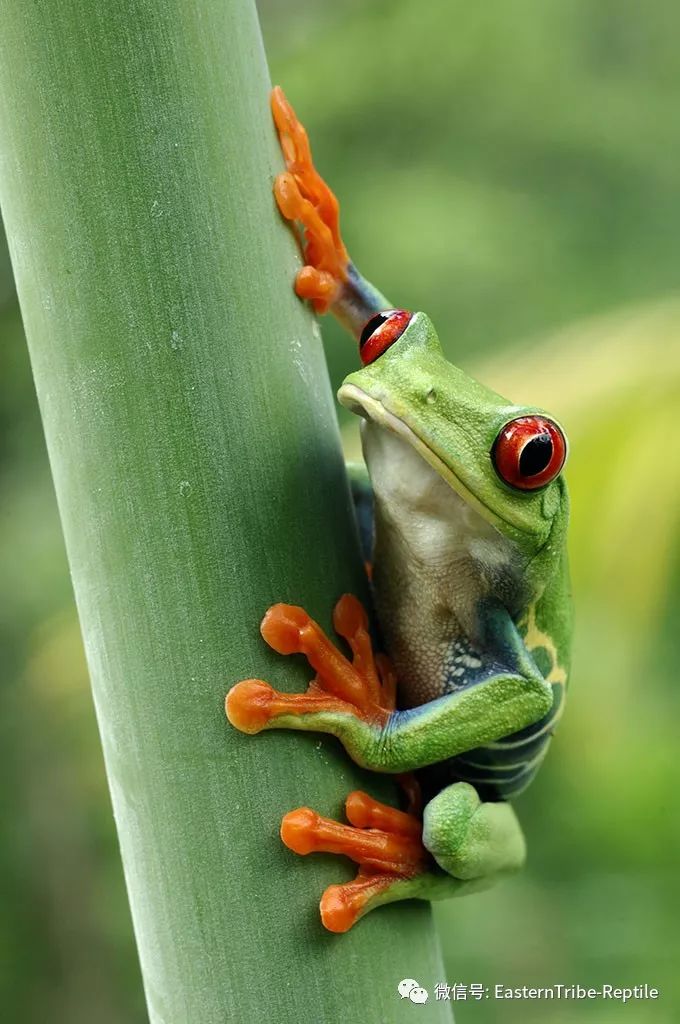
[338,310,568,560]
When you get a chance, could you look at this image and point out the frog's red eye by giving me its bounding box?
[359,309,413,365]
[492,415,567,490]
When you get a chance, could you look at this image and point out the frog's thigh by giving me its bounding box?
[422,782,526,880]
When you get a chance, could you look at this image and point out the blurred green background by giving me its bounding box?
[1,0,679,1020]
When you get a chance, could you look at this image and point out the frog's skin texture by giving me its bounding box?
[226,88,571,933]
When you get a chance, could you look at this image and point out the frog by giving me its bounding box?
[225,87,571,933]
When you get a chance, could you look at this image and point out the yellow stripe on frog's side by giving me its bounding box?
[520,604,567,686]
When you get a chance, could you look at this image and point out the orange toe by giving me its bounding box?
[280,801,426,872]
[344,790,422,839]
[225,679,276,734]
[320,874,396,933]
[319,886,354,933]
[273,172,305,222]
[260,604,310,655]
[332,593,369,639]
[280,807,321,855]
[295,266,340,312]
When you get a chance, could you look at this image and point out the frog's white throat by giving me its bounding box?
[360,419,513,572]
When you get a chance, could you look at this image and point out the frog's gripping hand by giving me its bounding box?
[226,594,396,738]
[271,87,391,337]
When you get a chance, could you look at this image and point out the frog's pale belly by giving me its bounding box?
[362,420,520,708]
[372,530,487,707]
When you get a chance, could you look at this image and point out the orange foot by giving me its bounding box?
[226,594,396,733]
[282,790,430,932]
[271,86,350,313]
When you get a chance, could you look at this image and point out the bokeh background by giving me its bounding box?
[2,1,679,1020]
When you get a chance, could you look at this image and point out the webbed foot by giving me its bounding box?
[271,86,349,313]
[281,790,431,932]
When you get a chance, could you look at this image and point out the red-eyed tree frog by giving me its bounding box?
[226,88,571,933]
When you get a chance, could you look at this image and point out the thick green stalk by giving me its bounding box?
[0,2,451,1020]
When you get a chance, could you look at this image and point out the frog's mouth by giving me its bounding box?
[338,382,508,533]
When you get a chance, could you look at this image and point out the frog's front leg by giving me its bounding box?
[226,598,553,774]
[271,87,391,337]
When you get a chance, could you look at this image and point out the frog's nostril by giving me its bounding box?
[425,387,437,405]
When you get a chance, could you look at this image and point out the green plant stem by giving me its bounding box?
[0,1,451,1020]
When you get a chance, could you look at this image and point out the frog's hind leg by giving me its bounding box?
[280,789,433,933]
[271,86,391,335]
[279,782,523,932]
[345,783,527,927]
